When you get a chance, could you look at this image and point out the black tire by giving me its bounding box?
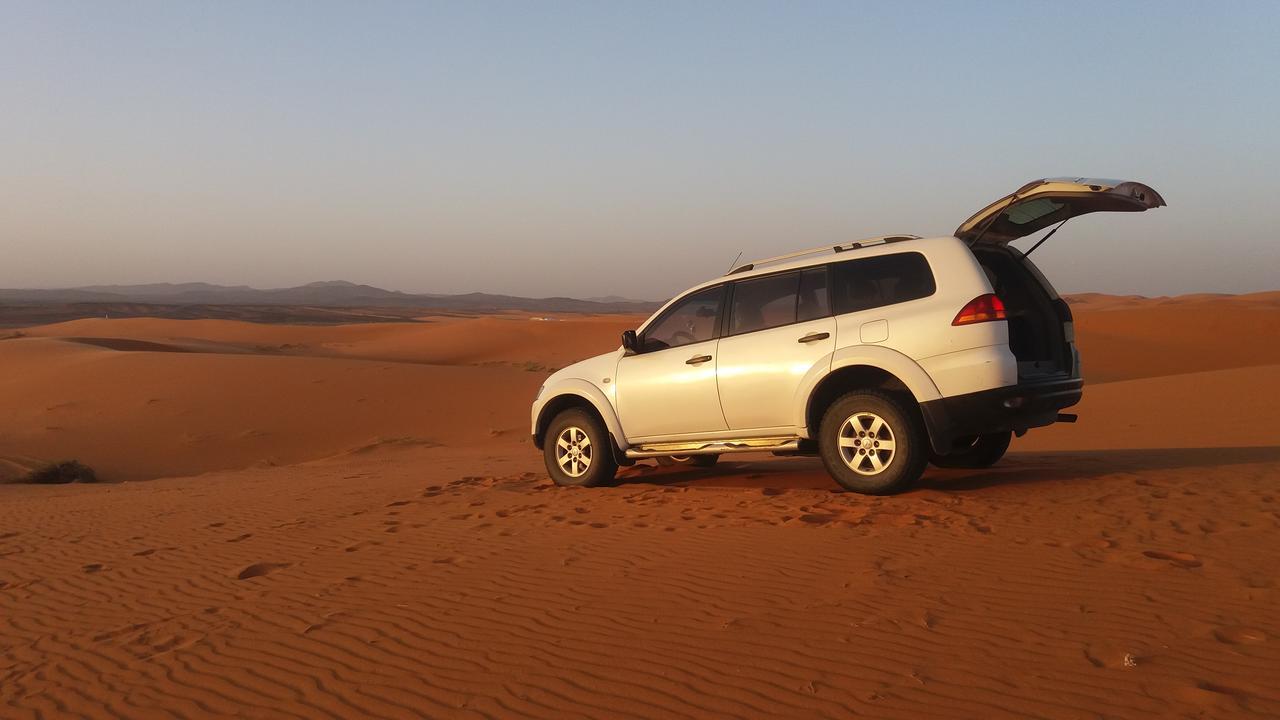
[543,409,618,487]
[818,390,928,495]
[930,431,1012,469]
[655,455,719,468]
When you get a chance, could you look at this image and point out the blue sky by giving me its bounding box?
[4,1,1279,299]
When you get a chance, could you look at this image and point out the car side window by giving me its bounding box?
[640,285,725,352]
[831,252,936,315]
[797,267,830,322]
[730,272,800,335]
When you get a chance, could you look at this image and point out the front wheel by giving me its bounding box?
[930,431,1012,469]
[543,409,618,487]
[655,455,719,468]
[818,391,928,495]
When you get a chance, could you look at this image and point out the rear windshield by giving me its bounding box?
[831,252,936,314]
[1006,198,1065,225]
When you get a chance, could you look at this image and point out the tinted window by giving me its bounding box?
[730,272,799,335]
[797,267,830,322]
[641,285,725,352]
[831,252,935,315]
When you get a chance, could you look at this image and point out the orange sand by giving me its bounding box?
[1,296,1278,718]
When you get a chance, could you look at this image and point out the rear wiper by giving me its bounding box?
[1022,219,1069,259]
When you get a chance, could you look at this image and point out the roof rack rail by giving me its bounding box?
[727,235,921,275]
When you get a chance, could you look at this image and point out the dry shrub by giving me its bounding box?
[25,461,98,484]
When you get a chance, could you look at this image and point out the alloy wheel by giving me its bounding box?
[555,426,593,478]
[838,412,896,476]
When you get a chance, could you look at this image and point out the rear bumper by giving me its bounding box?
[919,376,1082,454]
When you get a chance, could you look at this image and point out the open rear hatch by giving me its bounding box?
[957,178,1166,380]
[956,177,1166,246]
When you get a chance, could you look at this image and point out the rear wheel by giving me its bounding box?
[930,431,1012,469]
[819,391,928,495]
[543,409,618,487]
[655,455,719,468]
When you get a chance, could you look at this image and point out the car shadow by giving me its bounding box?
[611,446,1280,493]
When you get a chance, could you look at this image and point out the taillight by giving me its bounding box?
[952,294,1006,326]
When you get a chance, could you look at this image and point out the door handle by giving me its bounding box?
[797,332,830,343]
[686,354,713,365]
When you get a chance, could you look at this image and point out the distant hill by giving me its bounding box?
[584,294,654,304]
[0,281,660,315]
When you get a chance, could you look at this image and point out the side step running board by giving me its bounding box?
[625,437,800,459]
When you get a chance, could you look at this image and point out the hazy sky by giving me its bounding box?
[4,1,1279,300]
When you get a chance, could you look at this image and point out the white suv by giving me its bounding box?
[532,178,1165,494]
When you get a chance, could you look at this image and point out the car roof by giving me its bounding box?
[716,234,953,284]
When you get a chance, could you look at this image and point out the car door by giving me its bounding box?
[716,267,835,431]
[614,285,728,439]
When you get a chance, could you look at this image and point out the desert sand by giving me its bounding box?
[2,296,1278,718]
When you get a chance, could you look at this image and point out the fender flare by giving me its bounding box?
[791,345,942,431]
[533,379,626,450]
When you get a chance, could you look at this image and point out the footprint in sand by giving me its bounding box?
[1072,538,1116,559]
[1241,572,1273,589]
[798,513,838,525]
[83,563,104,573]
[236,562,291,580]
[1143,550,1202,568]
[967,518,993,534]
[1213,626,1267,645]
[1193,680,1253,704]
[1083,641,1139,669]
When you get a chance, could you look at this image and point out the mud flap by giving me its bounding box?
[918,401,954,455]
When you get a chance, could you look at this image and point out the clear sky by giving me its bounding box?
[4,1,1279,300]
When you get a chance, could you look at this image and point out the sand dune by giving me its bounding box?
[0,336,539,481]
[1072,303,1280,382]
[22,313,640,367]
[1019,363,1280,450]
[2,313,640,481]
[2,295,1279,718]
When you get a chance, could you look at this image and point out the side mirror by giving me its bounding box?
[621,330,639,355]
